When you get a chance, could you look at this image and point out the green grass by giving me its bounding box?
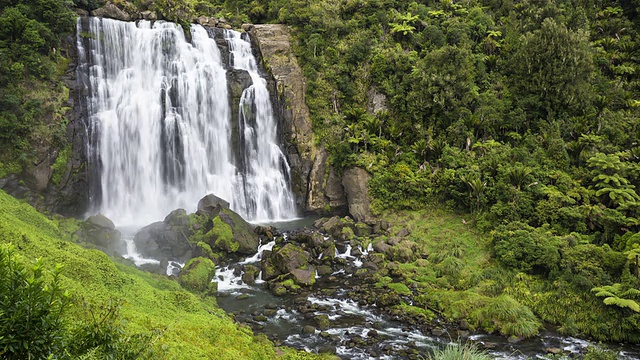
[427,342,492,360]
[0,190,331,359]
[379,209,541,338]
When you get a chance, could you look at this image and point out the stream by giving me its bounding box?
[208,219,640,360]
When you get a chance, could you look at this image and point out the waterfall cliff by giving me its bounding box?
[76,17,295,225]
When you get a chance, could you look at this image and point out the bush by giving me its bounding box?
[0,243,69,359]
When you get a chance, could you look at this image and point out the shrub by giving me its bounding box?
[0,243,69,359]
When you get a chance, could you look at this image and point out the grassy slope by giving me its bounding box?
[380,209,542,338]
[0,190,326,359]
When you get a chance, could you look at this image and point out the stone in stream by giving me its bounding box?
[302,325,316,334]
[178,257,216,293]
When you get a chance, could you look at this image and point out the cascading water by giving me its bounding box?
[76,17,295,226]
[224,30,296,221]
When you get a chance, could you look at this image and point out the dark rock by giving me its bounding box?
[396,227,410,237]
[291,267,316,286]
[367,329,378,337]
[164,208,189,227]
[342,167,375,223]
[91,3,131,21]
[86,214,115,230]
[302,325,316,334]
[316,265,333,276]
[314,315,330,330]
[272,243,310,273]
[77,216,125,257]
[457,330,469,338]
[210,208,259,255]
[253,315,267,322]
[459,319,470,330]
[373,240,391,254]
[545,347,563,354]
[197,193,230,217]
[355,222,372,236]
[134,221,193,262]
[431,328,445,336]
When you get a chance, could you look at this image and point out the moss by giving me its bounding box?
[281,278,301,290]
[388,282,412,295]
[340,226,356,240]
[196,241,214,259]
[178,257,216,293]
[50,144,71,185]
[211,216,239,252]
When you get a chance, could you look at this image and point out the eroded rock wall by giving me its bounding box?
[250,24,347,214]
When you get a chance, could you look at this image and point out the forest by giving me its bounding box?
[0,0,640,356]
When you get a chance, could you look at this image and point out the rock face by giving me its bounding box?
[251,25,347,214]
[134,215,194,263]
[91,3,132,21]
[342,167,375,224]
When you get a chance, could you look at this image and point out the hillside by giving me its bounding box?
[0,189,329,359]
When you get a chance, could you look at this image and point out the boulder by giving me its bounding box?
[197,193,230,217]
[342,167,375,224]
[86,214,115,230]
[91,3,131,21]
[77,215,125,257]
[178,257,216,293]
[209,208,259,255]
[273,243,310,273]
[291,267,315,286]
[134,221,193,262]
[140,10,157,20]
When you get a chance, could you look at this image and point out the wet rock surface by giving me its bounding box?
[208,215,640,359]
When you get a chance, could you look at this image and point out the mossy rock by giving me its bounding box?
[273,243,310,273]
[178,257,216,293]
[210,208,259,255]
[340,226,356,241]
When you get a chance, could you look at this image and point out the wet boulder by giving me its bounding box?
[272,243,310,274]
[134,212,194,263]
[77,214,125,257]
[197,193,230,218]
[207,208,259,255]
[291,267,316,286]
[178,257,217,293]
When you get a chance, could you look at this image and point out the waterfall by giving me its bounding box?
[76,17,295,226]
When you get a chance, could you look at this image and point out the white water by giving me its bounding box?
[77,18,295,227]
[225,30,296,222]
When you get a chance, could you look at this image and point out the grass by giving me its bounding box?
[378,209,541,338]
[0,190,332,359]
[426,342,492,360]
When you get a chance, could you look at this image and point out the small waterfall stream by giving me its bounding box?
[76,17,295,227]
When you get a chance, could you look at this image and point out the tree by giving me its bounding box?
[508,18,594,121]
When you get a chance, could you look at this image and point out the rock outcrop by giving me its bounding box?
[342,167,375,223]
[251,25,347,214]
[77,214,125,256]
[91,3,132,21]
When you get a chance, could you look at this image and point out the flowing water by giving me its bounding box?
[213,225,640,360]
[76,17,295,227]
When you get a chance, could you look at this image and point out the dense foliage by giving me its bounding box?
[248,0,640,343]
[0,0,76,166]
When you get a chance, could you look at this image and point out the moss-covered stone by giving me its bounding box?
[178,257,216,293]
